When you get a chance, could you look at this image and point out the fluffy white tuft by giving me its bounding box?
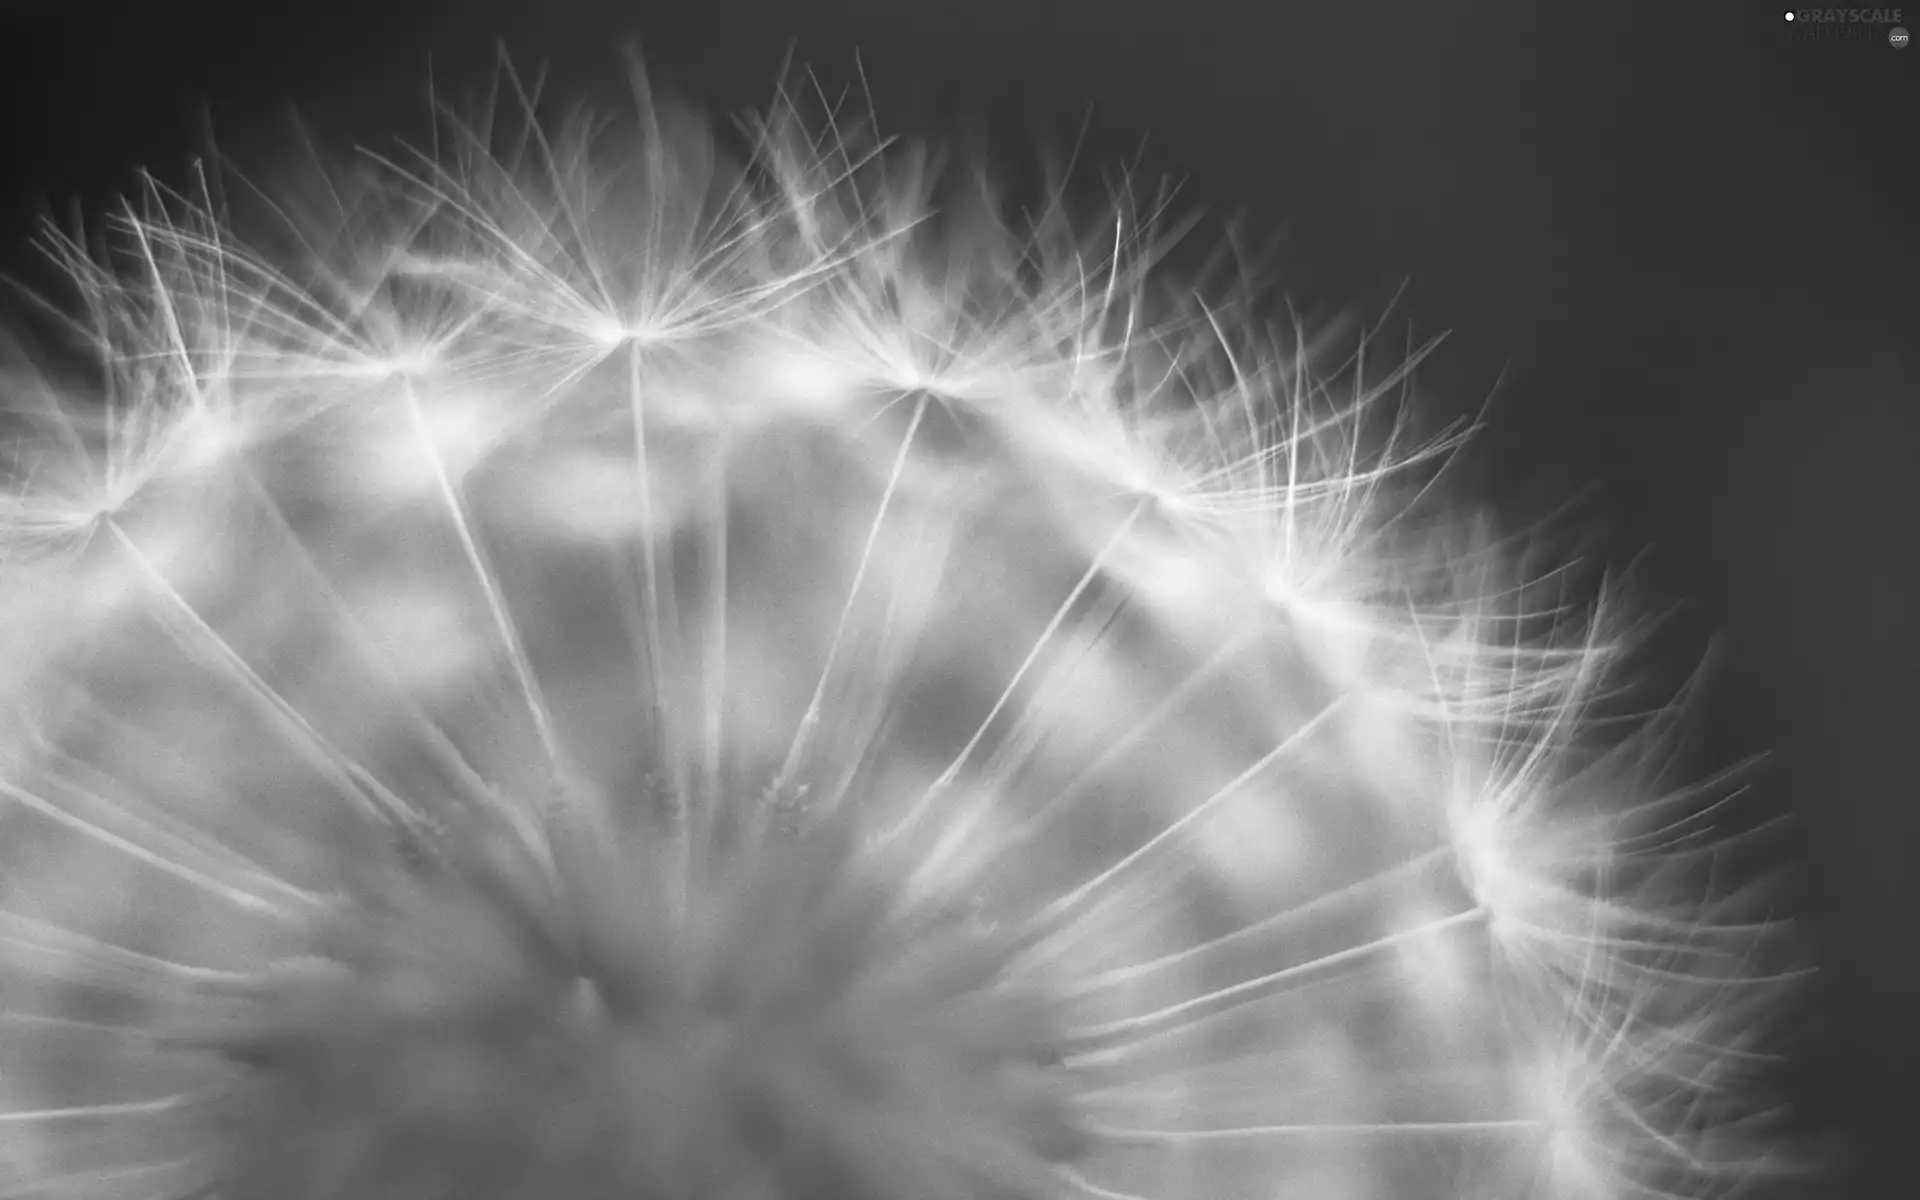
[0,58,1810,1200]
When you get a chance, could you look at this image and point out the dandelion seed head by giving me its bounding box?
[0,55,1812,1200]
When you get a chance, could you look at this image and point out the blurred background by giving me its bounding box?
[1,1,1909,1194]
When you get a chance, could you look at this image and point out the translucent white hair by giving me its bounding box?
[0,55,1811,1200]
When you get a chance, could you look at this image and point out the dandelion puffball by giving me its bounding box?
[0,60,1808,1200]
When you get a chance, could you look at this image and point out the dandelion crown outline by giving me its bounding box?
[0,50,1810,1200]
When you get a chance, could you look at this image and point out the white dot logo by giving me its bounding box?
[1784,10,1796,18]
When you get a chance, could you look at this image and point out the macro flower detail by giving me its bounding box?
[0,62,1808,1200]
